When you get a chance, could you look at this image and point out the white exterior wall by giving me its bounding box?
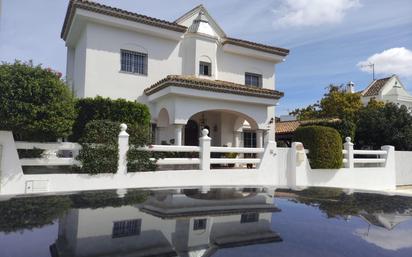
[395,151,412,185]
[67,24,279,102]
[81,23,183,101]
[218,50,276,90]
[72,29,87,97]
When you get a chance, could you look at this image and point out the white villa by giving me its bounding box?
[51,188,281,257]
[62,0,289,148]
[359,75,412,110]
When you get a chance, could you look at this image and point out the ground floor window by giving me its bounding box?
[193,218,207,230]
[240,213,259,223]
[243,132,257,148]
[112,219,141,238]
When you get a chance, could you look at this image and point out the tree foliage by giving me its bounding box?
[0,61,75,141]
[290,85,363,122]
[71,96,151,141]
[356,102,412,150]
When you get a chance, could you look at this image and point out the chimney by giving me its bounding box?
[346,81,355,93]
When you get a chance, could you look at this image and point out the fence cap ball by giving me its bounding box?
[120,123,128,132]
[345,137,352,143]
[202,128,209,137]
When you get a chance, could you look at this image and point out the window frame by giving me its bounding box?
[240,213,259,223]
[199,61,212,77]
[193,218,207,230]
[120,49,148,75]
[245,72,262,87]
[112,219,142,238]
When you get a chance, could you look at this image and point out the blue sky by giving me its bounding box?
[1,0,411,115]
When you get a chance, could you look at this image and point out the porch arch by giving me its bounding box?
[157,108,170,128]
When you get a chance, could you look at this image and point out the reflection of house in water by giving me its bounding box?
[50,188,282,257]
[359,209,412,230]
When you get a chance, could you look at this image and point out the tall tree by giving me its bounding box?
[356,102,412,150]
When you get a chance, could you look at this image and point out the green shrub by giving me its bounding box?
[0,61,75,141]
[0,195,72,233]
[294,126,343,169]
[300,119,356,142]
[71,96,150,141]
[76,120,119,174]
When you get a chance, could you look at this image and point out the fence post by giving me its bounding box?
[118,123,129,175]
[381,145,396,189]
[199,128,211,172]
[344,137,354,169]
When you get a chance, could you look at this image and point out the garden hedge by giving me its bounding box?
[71,96,151,141]
[293,126,343,169]
[0,61,75,141]
[76,120,119,174]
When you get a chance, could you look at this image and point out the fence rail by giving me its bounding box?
[15,141,81,167]
[342,137,389,168]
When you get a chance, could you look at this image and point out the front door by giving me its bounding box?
[184,120,199,146]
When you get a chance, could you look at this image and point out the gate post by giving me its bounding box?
[118,123,129,175]
[199,129,211,172]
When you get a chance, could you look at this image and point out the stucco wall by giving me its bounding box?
[395,151,412,185]
[68,22,279,102]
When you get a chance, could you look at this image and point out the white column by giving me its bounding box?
[174,124,183,146]
[344,137,354,169]
[118,123,129,175]
[234,131,242,147]
[256,130,263,148]
[199,128,211,172]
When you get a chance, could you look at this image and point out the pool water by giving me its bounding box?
[0,187,411,257]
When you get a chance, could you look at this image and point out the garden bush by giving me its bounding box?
[76,120,119,174]
[0,61,75,141]
[294,126,343,169]
[71,96,150,141]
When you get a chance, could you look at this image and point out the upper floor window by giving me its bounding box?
[245,72,262,87]
[199,62,211,76]
[121,49,147,75]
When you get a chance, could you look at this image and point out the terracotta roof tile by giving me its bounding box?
[61,0,187,40]
[144,75,284,99]
[362,76,392,97]
[223,37,290,57]
[276,121,300,134]
[61,1,290,57]
[275,118,341,134]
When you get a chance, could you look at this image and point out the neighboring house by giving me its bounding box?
[61,0,289,147]
[275,118,340,146]
[360,75,412,110]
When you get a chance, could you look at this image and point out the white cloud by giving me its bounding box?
[272,0,361,28]
[357,47,412,78]
[355,227,412,251]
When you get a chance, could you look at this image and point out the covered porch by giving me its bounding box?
[144,75,283,148]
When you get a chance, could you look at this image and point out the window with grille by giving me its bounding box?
[240,213,259,223]
[199,62,211,76]
[112,219,141,238]
[120,50,147,75]
[243,132,257,148]
[193,218,207,230]
[245,72,262,87]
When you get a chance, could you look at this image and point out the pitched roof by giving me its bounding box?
[223,37,290,57]
[61,0,187,39]
[144,75,284,99]
[276,118,341,134]
[61,1,290,57]
[361,76,393,97]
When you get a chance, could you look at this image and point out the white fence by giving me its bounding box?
[287,140,397,191]
[0,126,277,196]
[342,137,388,168]
[15,141,81,167]
[395,151,412,185]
